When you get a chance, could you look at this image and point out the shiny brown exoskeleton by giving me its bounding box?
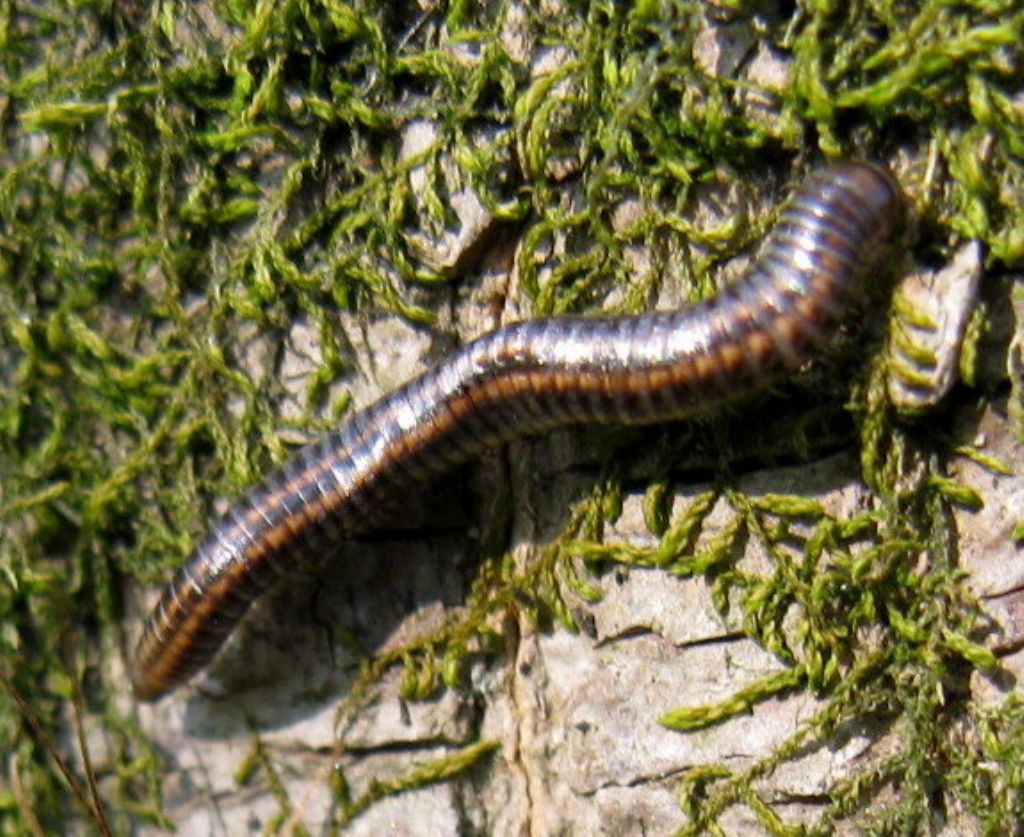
[131,162,906,701]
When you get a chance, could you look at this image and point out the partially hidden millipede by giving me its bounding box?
[131,161,906,701]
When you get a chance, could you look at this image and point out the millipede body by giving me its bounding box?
[131,161,906,701]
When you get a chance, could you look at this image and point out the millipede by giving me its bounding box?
[131,161,906,701]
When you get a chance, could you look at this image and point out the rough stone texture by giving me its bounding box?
[960,446,1024,591]
[400,119,498,275]
[694,11,792,138]
[951,399,1024,634]
[693,18,754,79]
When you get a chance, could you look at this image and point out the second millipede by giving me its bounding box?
[131,161,906,701]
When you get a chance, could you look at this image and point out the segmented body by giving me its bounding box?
[131,161,905,701]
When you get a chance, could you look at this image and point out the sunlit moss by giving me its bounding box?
[1,0,1022,831]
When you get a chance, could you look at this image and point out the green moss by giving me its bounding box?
[334,739,500,827]
[1,0,1022,832]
